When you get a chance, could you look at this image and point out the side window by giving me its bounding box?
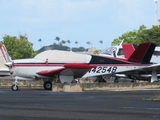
[117,48,124,56]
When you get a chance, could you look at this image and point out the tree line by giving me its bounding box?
[53,36,103,50]
[112,25,160,46]
[0,35,37,59]
[0,25,160,59]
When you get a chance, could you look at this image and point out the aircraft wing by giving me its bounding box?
[136,63,160,75]
[116,63,160,74]
[36,63,97,83]
[112,63,160,82]
[0,68,9,71]
[145,63,160,71]
[36,68,65,77]
[37,63,96,77]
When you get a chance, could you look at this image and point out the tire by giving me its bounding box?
[11,84,18,91]
[43,81,52,90]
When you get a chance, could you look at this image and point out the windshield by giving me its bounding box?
[100,47,117,55]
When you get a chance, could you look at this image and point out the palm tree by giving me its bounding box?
[61,40,66,45]
[55,36,60,44]
[86,41,92,48]
[75,41,78,47]
[38,38,42,47]
[67,40,71,50]
[99,40,103,49]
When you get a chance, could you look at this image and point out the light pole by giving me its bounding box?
[158,19,160,27]
[154,0,158,26]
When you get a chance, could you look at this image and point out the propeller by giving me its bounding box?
[5,61,13,68]
[5,61,14,75]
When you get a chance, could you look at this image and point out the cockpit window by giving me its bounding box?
[100,47,117,55]
[117,48,124,56]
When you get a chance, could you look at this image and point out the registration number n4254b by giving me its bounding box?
[88,66,117,73]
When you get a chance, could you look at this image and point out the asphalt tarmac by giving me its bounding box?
[0,88,160,120]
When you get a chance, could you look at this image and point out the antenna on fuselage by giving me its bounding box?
[118,40,124,46]
[46,59,48,64]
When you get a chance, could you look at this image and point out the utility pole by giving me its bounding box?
[158,19,160,27]
[154,0,158,26]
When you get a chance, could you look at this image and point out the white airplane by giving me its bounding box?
[99,41,160,63]
[3,42,160,91]
[98,41,160,82]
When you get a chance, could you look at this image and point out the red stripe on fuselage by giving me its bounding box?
[12,63,63,67]
[12,63,153,67]
[64,63,96,69]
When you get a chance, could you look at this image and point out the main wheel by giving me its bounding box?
[43,81,52,90]
[11,84,18,91]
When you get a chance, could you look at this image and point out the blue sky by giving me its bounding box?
[0,0,159,50]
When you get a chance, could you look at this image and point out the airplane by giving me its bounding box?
[99,40,160,63]
[3,42,160,91]
[97,41,160,83]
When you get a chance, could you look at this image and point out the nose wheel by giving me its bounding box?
[11,77,19,91]
[11,84,19,91]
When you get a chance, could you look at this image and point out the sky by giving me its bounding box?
[0,0,159,50]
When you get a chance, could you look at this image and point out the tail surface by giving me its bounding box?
[0,44,11,70]
[122,43,136,59]
[127,42,156,63]
[0,44,12,76]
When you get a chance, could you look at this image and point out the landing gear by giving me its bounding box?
[131,79,136,83]
[114,77,119,83]
[11,84,18,91]
[43,81,52,90]
[130,77,136,83]
[11,78,19,91]
[95,76,106,83]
